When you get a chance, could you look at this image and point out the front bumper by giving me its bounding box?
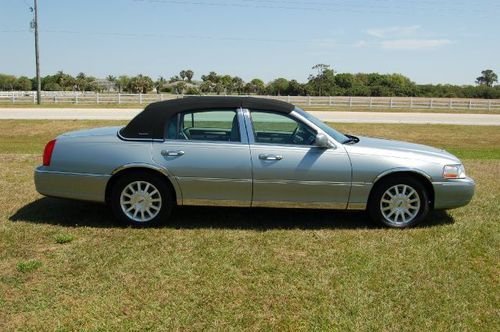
[35,166,110,203]
[432,177,475,210]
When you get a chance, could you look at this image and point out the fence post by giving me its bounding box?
[449,99,452,109]
[308,96,311,106]
[75,93,78,104]
[390,97,393,108]
[33,93,36,104]
[429,98,433,109]
[139,93,143,104]
[118,93,121,104]
[12,93,15,103]
[369,97,373,109]
[96,93,100,104]
[329,96,332,106]
[349,96,352,108]
[488,100,491,111]
[469,100,472,109]
[54,95,57,103]
[410,97,413,108]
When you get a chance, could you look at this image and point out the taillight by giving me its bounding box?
[43,139,57,166]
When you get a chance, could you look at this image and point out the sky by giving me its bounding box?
[0,0,499,85]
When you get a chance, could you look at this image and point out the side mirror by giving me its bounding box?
[314,133,331,148]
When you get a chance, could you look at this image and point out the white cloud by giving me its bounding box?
[366,25,421,39]
[380,39,452,50]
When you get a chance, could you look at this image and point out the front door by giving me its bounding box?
[247,110,352,209]
[152,108,252,206]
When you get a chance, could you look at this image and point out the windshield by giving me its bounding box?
[294,107,350,143]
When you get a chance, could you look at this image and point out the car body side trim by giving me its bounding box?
[35,169,110,178]
[252,201,346,209]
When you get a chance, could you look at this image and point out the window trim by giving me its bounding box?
[246,109,320,148]
[163,108,247,144]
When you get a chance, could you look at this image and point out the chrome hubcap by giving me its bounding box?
[120,181,162,222]
[380,184,420,225]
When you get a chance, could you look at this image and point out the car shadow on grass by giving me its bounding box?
[9,197,455,230]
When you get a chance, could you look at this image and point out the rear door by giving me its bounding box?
[152,108,252,206]
[247,110,352,208]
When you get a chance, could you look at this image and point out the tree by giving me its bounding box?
[179,70,187,81]
[116,75,130,93]
[175,81,187,94]
[0,74,17,90]
[14,76,32,91]
[154,76,166,93]
[185,70,194,82]
[53,70,75,91]
[476,69,498,87]
[246,78,265,94]
[128,75,153,93]
[268,78,289,96]
[308,64,336,96]
[231,76,244,94]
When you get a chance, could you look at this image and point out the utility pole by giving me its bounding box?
[33,0,41,104]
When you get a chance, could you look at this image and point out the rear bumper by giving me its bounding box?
[34,166,110,203]
[432,177,475,210]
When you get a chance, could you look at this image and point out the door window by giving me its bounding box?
[166,110,240,142]
[250,111,316,145]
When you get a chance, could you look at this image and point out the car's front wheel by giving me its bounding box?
[368,176,430,228]
[111,172,173,227]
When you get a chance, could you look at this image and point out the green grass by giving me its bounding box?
[2,102,500,114]
[17,260,42,273]
[0,120,498,330]
[54,234,75,244]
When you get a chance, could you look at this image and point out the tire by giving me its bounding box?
[368,175,430,228]
[111,172,174,227]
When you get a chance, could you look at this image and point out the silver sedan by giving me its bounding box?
[35,97,475,228]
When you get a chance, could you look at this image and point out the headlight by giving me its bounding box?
[443,164,466,179]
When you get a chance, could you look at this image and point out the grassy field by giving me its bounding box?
[2,102,500,114]
[0,121,499,330]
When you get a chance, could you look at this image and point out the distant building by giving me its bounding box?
[95,79,117,92]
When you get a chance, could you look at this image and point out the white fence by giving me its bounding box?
[1,91,499,110]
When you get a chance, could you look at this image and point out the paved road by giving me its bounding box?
[1,108,500,125]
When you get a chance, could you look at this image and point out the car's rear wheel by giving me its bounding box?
[368,176,430,228]
[111,172,173,227]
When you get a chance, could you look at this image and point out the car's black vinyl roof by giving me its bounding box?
[120,96,295,140]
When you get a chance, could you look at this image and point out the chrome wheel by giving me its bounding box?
[380,184,420,225]
[120,181,162,223]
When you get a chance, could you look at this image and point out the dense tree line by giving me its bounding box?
[1,66,498,98]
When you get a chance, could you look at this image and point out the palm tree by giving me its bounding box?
[185,70,194,82]
[179,70,187,81]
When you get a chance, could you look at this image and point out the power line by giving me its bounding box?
[132,0,497,16]
[2,28,360,46]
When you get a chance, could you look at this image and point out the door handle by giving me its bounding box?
[259,154,283,161]
[161,150,185,157]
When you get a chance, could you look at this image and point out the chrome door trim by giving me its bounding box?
[182,199,250,207]
[253,179,352,186]
[241,108,255,144]
[347,202,367,210]
[175,176,252,184]
[252,200,346,209]
[236,107,249,144]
